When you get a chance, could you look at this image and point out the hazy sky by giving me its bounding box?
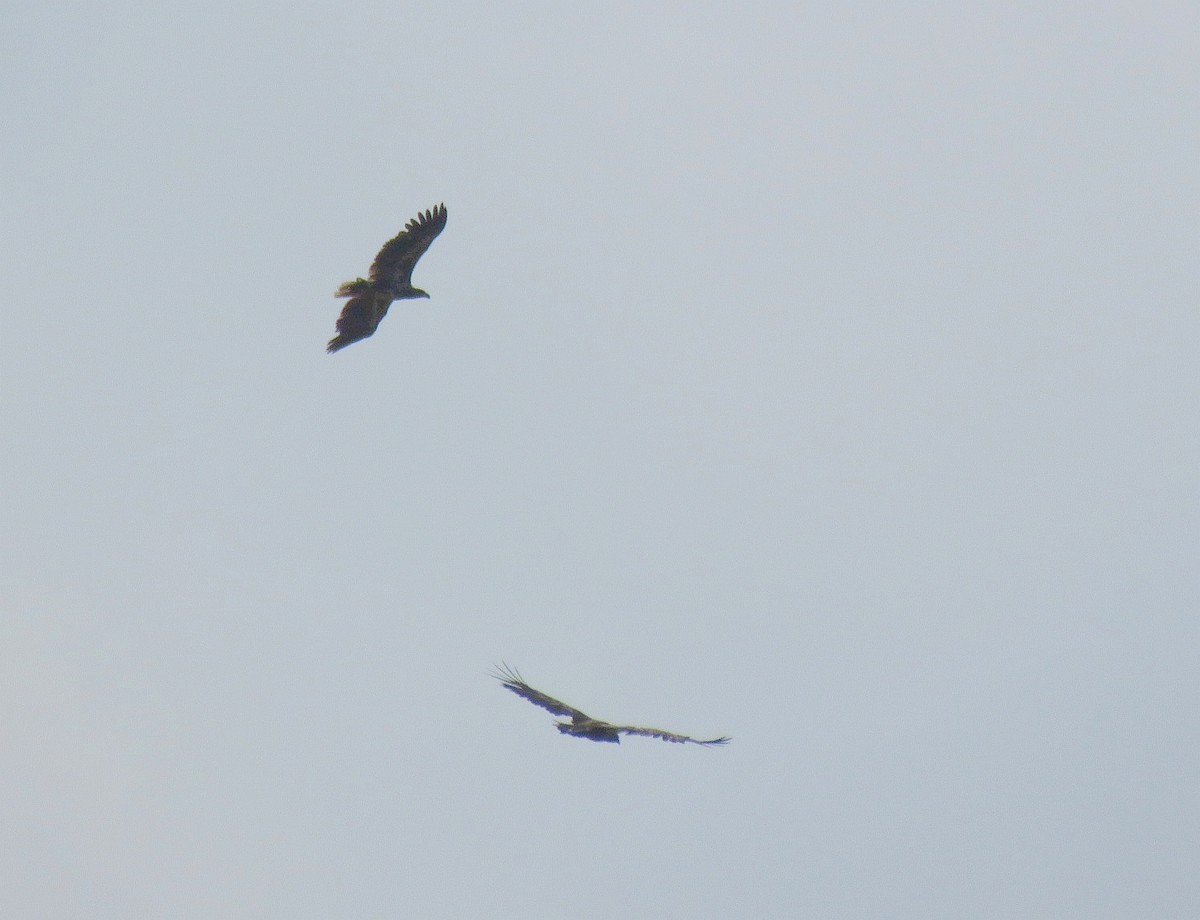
[3,4,1197,918]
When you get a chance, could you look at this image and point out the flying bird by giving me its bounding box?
[494,665,730,746]
[327,204,447,353]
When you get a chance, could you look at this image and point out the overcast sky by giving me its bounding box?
[2,3,1197,918]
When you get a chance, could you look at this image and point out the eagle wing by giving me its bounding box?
[615,725,731,746]
[327,288,389,353]
[494,664,592,722]
[369,203,448,289]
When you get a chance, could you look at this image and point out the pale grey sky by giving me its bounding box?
[2,3,1197,918]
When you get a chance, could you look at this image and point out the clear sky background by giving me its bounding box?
[2,4,1197,918]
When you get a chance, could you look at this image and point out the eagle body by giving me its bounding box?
[558,719,621,744]
[327,204,447,353]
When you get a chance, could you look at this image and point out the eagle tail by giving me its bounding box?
[335,278,373,298]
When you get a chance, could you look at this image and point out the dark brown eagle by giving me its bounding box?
[327,204,447,353]
[494,665,730,746]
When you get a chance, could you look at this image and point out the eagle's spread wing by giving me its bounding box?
[327,284,388,353]
[369,203,448,290]
[615,725,731,746]
[493,664,592,722]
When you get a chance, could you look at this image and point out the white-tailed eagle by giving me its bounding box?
[327,204,447,353]
[494,665,730,746]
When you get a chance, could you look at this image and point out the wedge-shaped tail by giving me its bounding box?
[335,278,373,298]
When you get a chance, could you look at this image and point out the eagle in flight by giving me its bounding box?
[327,204,447,353]
[494,665,730,746]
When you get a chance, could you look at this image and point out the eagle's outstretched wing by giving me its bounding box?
[614,725,731,746]
[327,283,388,353]
[493,664,592,722]
[369,203,448,290]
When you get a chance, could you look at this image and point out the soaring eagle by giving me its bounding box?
[494,665,730,746]
[327,204,447,353]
